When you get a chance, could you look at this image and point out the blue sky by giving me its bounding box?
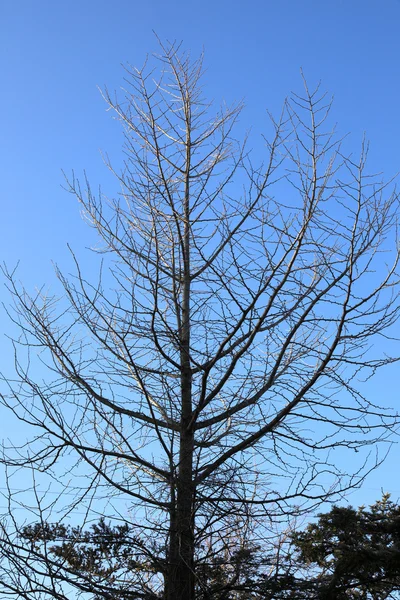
[1,0,400,510]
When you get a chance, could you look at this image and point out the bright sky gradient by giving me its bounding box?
[1,0,400,510]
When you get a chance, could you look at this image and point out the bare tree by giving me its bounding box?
[0,41,399,600]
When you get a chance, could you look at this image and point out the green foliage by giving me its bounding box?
[291,494,400,599]
[21,518,163,598]
[19,494,400,599]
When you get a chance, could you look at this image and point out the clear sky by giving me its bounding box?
[1,0,400,510]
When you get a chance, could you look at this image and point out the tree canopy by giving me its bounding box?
[290,494,400,599]
[0,41,400,600]
[18,495,400,599]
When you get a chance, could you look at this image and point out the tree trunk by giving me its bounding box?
[166,337,195,599]
[166,426,195,600]
[165,123,195,599]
